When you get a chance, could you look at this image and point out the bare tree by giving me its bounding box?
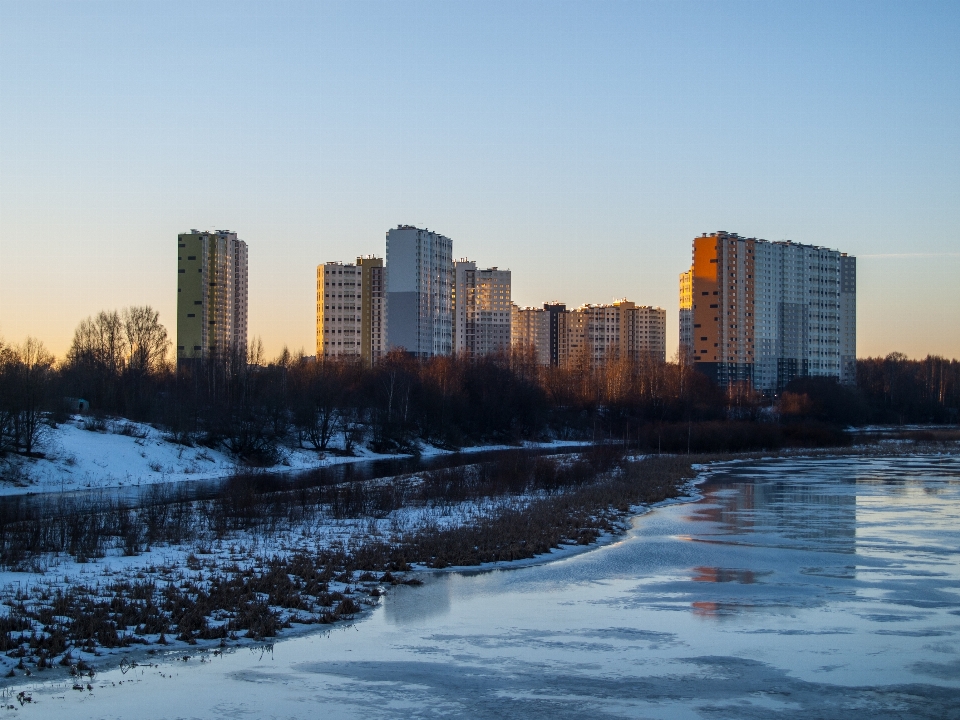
[2,338,55,455]
[68,310,125,376]
[0,338,13,453]
[123,306,170,376]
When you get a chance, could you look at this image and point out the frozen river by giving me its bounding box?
[9,454,960,719]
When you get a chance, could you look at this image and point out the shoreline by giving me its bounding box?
[0,424,592,499]
[0,461,719,692]
[1,445,957,693]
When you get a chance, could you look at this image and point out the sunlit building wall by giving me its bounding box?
[566,301,666,367]
[454,260,512,356]
[316,262,363,358]
[679,269,693,359]
[684,231,856,391]
[511,305,550,365]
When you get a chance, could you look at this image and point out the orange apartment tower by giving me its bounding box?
[680,231,856,392]
[687,231,757,386]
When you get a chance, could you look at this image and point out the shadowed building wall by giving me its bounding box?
[386,226,453,357]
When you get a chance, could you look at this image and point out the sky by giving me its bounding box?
[1,0,959,360]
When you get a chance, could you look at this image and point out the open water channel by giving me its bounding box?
[7,454,960,719]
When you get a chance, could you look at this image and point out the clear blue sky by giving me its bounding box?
[1,0,958,359]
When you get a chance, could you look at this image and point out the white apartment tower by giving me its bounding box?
[177,229,248,361]
[454,260,512,356]
[682,231,857,391]
[385,226,453,357]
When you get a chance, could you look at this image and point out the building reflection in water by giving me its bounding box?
[689,471,857,554]
[692,566,768,584]
[684,463,859,617]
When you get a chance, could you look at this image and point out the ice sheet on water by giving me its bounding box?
[8,454,960,719]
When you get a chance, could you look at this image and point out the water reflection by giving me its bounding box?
[384,579,452,625]
[692,566,769,583]
[10,455,960,719]
[693,465,858,554]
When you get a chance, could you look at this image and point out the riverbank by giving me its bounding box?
[10,451,960,719]
[2,439,958,688]
[0,414,590,497]
[0,450,693,681]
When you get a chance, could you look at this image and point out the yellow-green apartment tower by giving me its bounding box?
[177,230,248,361]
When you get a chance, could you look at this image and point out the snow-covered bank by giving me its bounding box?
[0,449,692,682]
[0,415,588,497]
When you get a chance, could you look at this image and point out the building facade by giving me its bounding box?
[316,262,362,358]
[385,226,453,357]
[565,301,666,367]
[840,255,857,386]
[177,229,248,361]
[511,305,550,365]
[511,300,665,368]
[679,269,693,359]
[454,260,512,356]
[682,231,856,391]
[357,256,387,365]
[316,257,387,363]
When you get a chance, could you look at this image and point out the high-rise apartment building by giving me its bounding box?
[682,231,856,391]
[679,269,693,359]
[177,229,248,361]
[511,305,550,365]
[839,255,857,386]
[316,257,387,362]
[511,300,665,367]
[385,226,453,357]
[316,262,362,358]
[544,302,567,367]
[627,303,668,364]
[566,301,666,367]
[453,260,512,356]
[357,256,387,365]
[512,303,567,367]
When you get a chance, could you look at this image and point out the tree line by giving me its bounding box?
[2,307,959,465]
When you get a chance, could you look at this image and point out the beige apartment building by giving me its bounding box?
[177,229,248,361]
[453,260,512,356]
[511,305,550,365]
[512,300,665,368]
[316,257,387,362]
